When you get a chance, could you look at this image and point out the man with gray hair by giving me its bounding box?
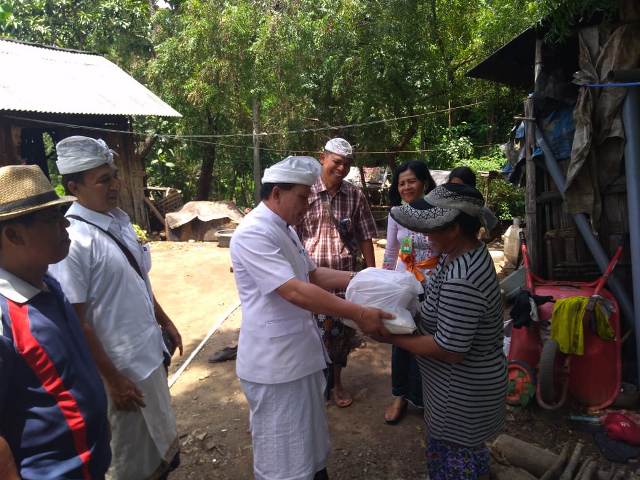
[232,155,390,479]
[50,136,182,480]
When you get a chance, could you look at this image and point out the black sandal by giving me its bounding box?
[207,345,238,363]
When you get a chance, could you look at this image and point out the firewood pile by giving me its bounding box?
[490,434,639,479]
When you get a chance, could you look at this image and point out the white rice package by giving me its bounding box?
[343,267,423,334]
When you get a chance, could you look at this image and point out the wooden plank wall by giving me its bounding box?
[0,116,22,166]
[0,113,150,230]
[101,118,149,230]
[537,159,631,285]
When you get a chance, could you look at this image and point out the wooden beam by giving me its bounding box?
[524,38,543,275]
[536,191,562,204]
[524,98,539,274]
[144,197,166,226]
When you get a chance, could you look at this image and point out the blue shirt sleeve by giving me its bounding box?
[0,334,15,426]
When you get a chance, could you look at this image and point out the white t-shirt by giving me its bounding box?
[50,202,164,383]
[231,202,328,384]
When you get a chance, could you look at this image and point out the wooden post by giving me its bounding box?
[252,96,261,205]
[0,116,21,166]
[108,120,149,231]
[144,197,166,226]
[524,38,543,274]
[524,98,538,274]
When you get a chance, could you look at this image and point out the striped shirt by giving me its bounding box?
[417,244,506,447]
[296,178,377,277]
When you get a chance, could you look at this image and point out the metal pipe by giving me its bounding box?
[534,127,635,328]
[168,301,241,388]
[622,87,640,384]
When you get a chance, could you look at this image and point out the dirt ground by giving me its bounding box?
[148,241,609,480]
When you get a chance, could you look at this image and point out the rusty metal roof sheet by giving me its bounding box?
[0,38,181,117]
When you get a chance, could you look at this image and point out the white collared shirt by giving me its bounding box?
[231,202,328,384]
[0,268,40,337]
[49,202,164,383]
[0,269,41,339]
[0,268,41,305]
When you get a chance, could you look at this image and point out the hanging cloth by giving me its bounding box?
[550,296,614,355]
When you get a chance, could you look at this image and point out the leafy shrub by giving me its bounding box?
[132,224,149,243]
[440,145,525,221]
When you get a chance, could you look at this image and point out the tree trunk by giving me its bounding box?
[242,174,251,206]
[196,113,216,201]
[135,135,157,164]
[252,96,261,205]
[486,106,495,144]
[385,117,418,170]
[358,164,367,202]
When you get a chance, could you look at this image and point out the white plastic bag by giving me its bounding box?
[343,267,423,334]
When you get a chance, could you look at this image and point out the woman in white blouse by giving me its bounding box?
[382,160,438,423]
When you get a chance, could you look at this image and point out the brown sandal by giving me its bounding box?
[384,398,408,424]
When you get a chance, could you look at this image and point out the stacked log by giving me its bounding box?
[490,434,638,480]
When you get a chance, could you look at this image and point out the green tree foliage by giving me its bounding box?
[531,0,619,42]
[4,0,566,218]
[0,0,154,67]
[145,0,535,207]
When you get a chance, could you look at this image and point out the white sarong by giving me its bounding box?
[106,364,179,480]
[241,371,330,480]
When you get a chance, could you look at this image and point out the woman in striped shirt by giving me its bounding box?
[375,183,506,480]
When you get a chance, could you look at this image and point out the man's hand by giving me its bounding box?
[164,319,183,356]
[354,307,393,337]
[153,297,183,356]
[106,372,146,411]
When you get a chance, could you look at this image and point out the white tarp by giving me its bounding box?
[165,201,244,230]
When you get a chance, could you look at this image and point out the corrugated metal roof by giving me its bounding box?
[0,39,181,117]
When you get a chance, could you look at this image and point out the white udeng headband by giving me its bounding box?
[56,137,115,175]
[261,155,321,186]
[324,138,353,158]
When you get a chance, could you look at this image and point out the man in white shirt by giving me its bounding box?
[49,136,182,480]
[232,155,391,480]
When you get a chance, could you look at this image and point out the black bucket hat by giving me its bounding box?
[390,183,497,234]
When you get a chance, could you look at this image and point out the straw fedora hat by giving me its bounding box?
[0,165,74,221]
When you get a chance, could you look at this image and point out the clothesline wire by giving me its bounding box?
[139,134,501,155]
[178,101,487,138]
[5,100,486,142]
[6,101,500,155]
[6,114,501,155]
